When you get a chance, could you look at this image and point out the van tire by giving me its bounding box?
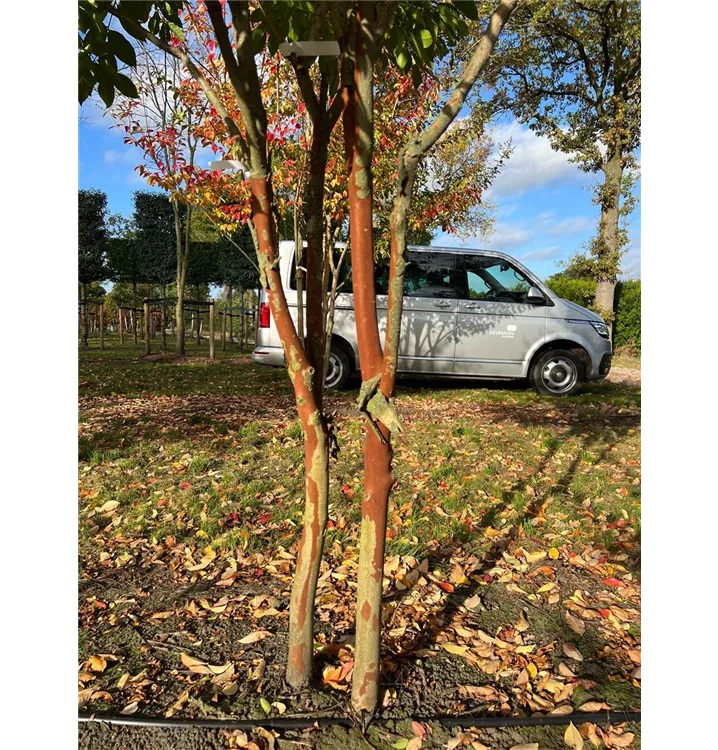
[325,344,351,391]
[530,349,584,396]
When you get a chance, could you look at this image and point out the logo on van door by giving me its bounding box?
[489,324,517,338]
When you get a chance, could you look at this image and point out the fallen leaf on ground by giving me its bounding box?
[577,701,610,712]
[564,722,584,749]
[605,732,635,747]
[441,643,468,655]
[565,611,587,635]
[239,630,272,644]
[563,643,584,661]
[96,500,120,514]
[180,653,232,676]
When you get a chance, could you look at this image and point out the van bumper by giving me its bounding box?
[587,342,612,381]
[251,346,285,368]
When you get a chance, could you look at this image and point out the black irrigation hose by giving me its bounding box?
[79,710,640,732]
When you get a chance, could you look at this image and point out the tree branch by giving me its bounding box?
[106,4,249,162]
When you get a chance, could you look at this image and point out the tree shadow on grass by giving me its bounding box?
[377,411,640,714]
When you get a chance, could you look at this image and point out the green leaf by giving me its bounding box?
[453,1,479,21]
[391,741,409,750]
[108,30,137,67]
[419,29,433,49]
[112,71,138,99]
[260,697,271,714]
[168,22,184,41]
[252,27,266,55]
[396,50,409,70]
[97,79,115,109]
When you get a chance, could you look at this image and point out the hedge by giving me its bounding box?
[546,277,641,352]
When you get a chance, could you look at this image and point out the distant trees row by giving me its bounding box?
[78,188,259,349]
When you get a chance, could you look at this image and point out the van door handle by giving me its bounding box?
[465,302,481,310]
[433,300,452,308]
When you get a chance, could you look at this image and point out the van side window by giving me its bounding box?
[289,251,353,293]
[463,255,531,303]
[403,252,456,298]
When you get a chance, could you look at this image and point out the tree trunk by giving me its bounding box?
[248,174,330,690]
[294,199,304,343]
[346,8,394,716]
[594,153,623,324]
[144,298,151,355]
[99,303,104,350]
[349,0,518,717]
[209,300,215,360]
[304,120,331,404]
[161,283,167,350]
[132,281,138,344]
[81,283,89,347]
[228,285,234,343]
[238,283,244,349]
[173,201,187,356]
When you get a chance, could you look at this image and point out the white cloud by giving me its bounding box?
[487,120,584,198]
[520,246,562,262]
[483,223,531,252]
[620,246,641,279]
[546,216,595,235]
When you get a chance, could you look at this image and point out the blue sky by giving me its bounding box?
[79,101,641,282]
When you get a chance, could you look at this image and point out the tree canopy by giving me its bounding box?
[78,189,108,286]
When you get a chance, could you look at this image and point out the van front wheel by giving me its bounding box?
[530,349,584,396]
[325,345,351,391]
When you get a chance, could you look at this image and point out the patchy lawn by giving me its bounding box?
[78,337,640,749]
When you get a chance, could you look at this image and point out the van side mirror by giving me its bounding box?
[526,286,545,305]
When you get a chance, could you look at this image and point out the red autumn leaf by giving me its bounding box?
[412,721,427,738]
[437,581,454,593]
[178,482,192,490]
[602,577,626,588]
[598,608,611,618]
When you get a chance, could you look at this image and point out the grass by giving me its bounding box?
[78,338,641,730]
[79,336,640,568]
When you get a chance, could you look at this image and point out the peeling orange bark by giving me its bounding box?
[249,176,329,689]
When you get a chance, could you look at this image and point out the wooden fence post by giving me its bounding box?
[119,308,124,344]
[221,311,226,351]
[161,300,167,350]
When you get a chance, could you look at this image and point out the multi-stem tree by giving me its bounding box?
[79,0,493,703]
[483,0,640,320]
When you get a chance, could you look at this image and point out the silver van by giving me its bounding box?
[252,242,612,396]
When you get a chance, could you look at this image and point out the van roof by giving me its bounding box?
[408,245,515,262]
[279,240,519,264]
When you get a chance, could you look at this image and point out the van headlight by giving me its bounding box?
[566,319,610,339]
[590,321,610,339]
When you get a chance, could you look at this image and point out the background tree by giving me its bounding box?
[78,189,108,346]
[133,191,177,297]
[483,0,640,321]
[110,46,209,354]
[106,212,141,312]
